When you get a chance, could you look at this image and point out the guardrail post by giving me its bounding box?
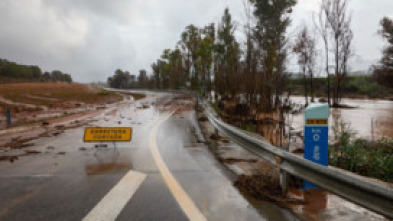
[279,159,288,196]
[214,128,219,136]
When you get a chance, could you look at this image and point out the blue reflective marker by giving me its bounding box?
[304,104,329,189]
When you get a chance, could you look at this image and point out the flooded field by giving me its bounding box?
[290,97,393,140]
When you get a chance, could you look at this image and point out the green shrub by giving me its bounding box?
[329,117,393,182]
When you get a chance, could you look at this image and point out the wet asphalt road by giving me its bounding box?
[0,92,298,221]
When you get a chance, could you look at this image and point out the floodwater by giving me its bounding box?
[290,97,393,140]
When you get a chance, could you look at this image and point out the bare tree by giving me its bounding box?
[338,23,353,101]
[293,25,317,105]
[373,17,393,88]
[241,0,261,111]
[314,2,331,106]
[322,0,353,106]
[306,29,317,103]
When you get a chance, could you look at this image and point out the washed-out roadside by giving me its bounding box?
[197,104,391,221]
[0,83,125,129]
[0,85,146,163]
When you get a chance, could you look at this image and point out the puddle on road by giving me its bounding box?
[85,162,132,176]
[85,152,132,176]
[288,189,327,211]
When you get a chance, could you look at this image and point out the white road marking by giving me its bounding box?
[82,170,146,221]
[149,112,207,221]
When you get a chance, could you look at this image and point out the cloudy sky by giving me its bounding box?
[0,0,392,82]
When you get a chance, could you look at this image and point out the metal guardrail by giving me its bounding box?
[204,107,393,219]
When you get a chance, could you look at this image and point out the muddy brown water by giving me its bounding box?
[290,97,393,140]
[85,162,131,176]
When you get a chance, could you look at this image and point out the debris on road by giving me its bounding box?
[4,137,35,149]
[0,155,18,163]
[24,150,41,155]
[217,157,258,164]
[235,173,304,205]
[198,116,208,122]
[210,133,222,140]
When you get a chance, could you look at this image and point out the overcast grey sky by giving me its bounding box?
[0,0,392,82]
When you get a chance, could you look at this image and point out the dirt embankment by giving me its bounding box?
[0,83,123,129]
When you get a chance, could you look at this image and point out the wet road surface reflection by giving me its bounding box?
[287,189,389,221]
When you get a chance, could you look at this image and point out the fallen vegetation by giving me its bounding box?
[235,173,304,205]
[217,156,257,164]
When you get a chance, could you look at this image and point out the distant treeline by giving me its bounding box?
[286,75,390,99]
[107,69,155,89]
[0,59,72,83]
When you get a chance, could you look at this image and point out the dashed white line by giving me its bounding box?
[82,170,146,221]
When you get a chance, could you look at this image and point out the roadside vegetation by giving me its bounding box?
[105,0,392,162]
[330,118,393,182]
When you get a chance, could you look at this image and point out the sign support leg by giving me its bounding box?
[113,142,119,155]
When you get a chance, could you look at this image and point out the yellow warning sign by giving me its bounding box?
[306,119,328,125]
[83,127,132,142]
